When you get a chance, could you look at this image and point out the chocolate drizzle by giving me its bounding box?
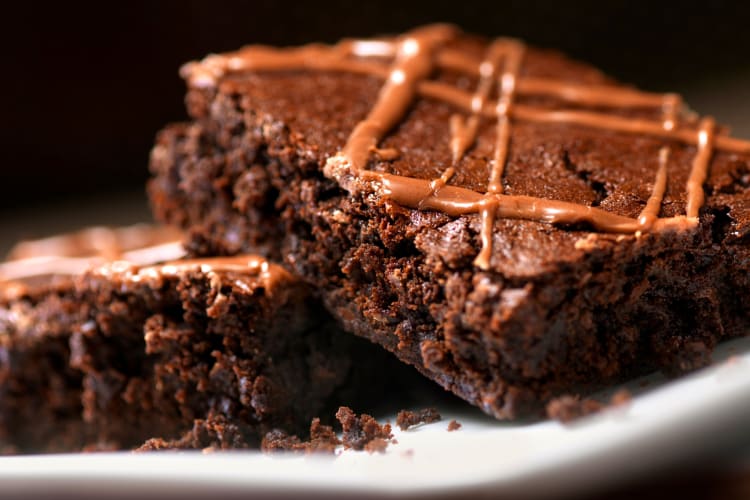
[686,117,716,218]
[475,39,524,269]
[339,25,455,172]
[183,25,750,269]
[638,147,670,230]
[0,226,286,287]
[0,241,186,283]
[1,225,186,283]
[94,254,288,289]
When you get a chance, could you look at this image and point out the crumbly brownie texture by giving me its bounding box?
[137,413,261,451]
[149,25,750,419]
[395,407,442,430]
[261,406,393,454]
[260,419,341,454]
[447,420,461,431]
[545,396,604,424]
[0,229,394,453]
[0,280,87,452]
[0,225,186,452]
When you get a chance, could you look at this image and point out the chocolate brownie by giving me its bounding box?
[0,226,399,452]
[149,25,750,419]
[395,407,442,430]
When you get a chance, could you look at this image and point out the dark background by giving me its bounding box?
[2,0,750,213]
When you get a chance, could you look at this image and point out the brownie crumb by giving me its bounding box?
[395,408,442,430]
[547,389,633,423]
[136,438,172,451]
[262,407,394,454]
[336,406,393,451]
[546,396,603,423]
[364,438,389,454]
[307,418,342,453]
[137,415,254,452]
[261,418,341,454]
[447,420,462,432]
[260,429,304,453]
[610,389,632,407]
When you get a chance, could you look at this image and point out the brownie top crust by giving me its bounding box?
[179,24,750,276]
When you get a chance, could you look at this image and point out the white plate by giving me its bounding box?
[1,337,750,499]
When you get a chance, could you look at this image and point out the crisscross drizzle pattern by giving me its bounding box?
[183,24,750,269]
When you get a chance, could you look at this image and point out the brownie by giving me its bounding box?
[0,226,401,452]
[148,25,750,419]
[395,408,442,431]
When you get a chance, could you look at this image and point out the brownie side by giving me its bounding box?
[149,33,750,419]
[0,243,416,452]
[71,261,360,449]
[0,283,89,452]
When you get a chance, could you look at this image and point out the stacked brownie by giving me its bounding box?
[2,25,750,453]
[149,24,750,419]
[0,226,410,453]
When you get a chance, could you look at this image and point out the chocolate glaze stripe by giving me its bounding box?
[339,38,396,58]
[341,24,456,172]
[97,254,288,286]
[475,40,524,269]
[686,117,716,218]
[0,255,114,282]
[639,92,677,230]
[418,85,749,154]
[434,47,681,109]
[488,40,524,195]
[191,37,683,111]
[449,39,508,163]
[364,170,695,234]
[661,94,682,131]
[419,168,455,210]
[433,40,508,211]
[0,241,186,282]
[1,241,286,287]
[183,46,390,88]
[638,147,670,230]
[438,40,508,241]
[519,78,679,110]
